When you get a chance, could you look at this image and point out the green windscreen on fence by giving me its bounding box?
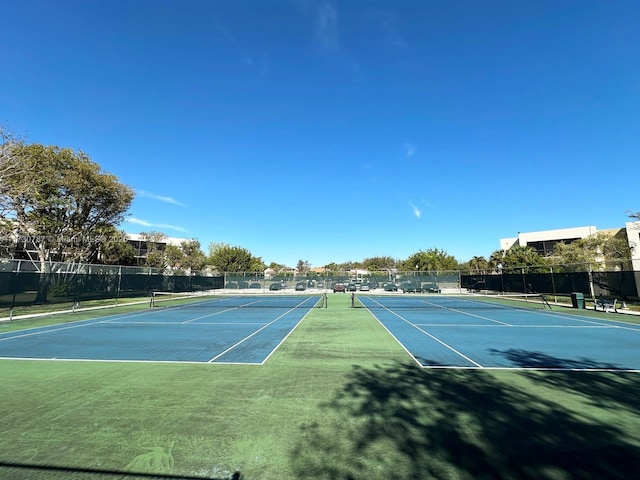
[0,260,224,310]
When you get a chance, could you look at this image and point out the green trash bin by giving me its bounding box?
[571,292,585,309]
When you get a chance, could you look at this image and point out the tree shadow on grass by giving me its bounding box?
[491,347,640,415]
[290,361,640,479]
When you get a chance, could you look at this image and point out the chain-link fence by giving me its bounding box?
[2,259,639,316]
[0,259,223,313]
[460,263,639,302]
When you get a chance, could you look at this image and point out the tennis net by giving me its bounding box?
[150,291,326,309]
[357,293,551,311]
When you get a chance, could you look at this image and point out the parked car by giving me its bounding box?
[383,282,398,291]
[402,281,423,293]
[269,283,283,291]
[360,283,370,292]
[347,283,358,292]
[225,282,239,289]
[423,283,441,293]
[237,281,249,289]
[295,282,307,291]
[333,282,346,293]
[249,282,262,289]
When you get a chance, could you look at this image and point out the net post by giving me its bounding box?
[541,294,552,310]
[149,292,155,307]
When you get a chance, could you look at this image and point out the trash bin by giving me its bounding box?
[570,292,585,309]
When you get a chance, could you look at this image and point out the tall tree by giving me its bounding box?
[180,239,207,271]
[321,262,341,274]
[1,143,134,269]
[0,127,32,203]
[163,244,184,268]
[552,232,632,271]
[403,248,459,271]
[249,256,267,273]
[96,227,137,266]
[500,245,547,273]
[140,231,168,268]
[463,256,489,274]
[489,250,506,271]
[208,243,255,273]
[296,260,310,275]
[362,256,397,272]
[550,241,593,271]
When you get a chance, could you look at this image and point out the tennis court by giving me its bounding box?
[0,294,322,364]
[358,294,640,371]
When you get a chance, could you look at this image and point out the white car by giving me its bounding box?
[360,283,370,292]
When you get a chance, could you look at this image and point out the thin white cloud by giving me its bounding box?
[316,2,339,49]
[293,1,359,74]
[404,143,416,158]
[137,190,186,207]
[125,217,189,233]
[409,202,421,219]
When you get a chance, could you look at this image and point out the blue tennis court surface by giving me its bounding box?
[0,295,321,364]
[359,295,640,371]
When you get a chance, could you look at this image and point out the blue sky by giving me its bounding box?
[2,1,639,268]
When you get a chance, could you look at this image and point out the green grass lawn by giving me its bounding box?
[1,294,640,479]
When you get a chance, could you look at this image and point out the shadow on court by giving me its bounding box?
[487,348,622,371]
[289,361,640,479]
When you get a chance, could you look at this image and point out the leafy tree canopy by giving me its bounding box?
[97,227,137,266]
[497,245,547,273]
[208,243,256,273]
[552,231,631,271]
[461,256,490,273]
[362,256,397,272]
[402,248,459,272]
[1,142,134,268]
[180,239,207,271]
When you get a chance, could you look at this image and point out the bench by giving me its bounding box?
[594,298,617,313]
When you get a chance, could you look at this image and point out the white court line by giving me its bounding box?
[372,297,640,333]
[0,307,177,341]
[207,298,315,363]
[179,298,284,324]
[363,297,640,371]
[528,310,640,332]
[362,297,483,368]
[259,306,317,365]
[413,323,614,329]
[415,299,512,325]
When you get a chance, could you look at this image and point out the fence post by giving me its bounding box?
[116,266,122,306]
[9,259,22,317]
